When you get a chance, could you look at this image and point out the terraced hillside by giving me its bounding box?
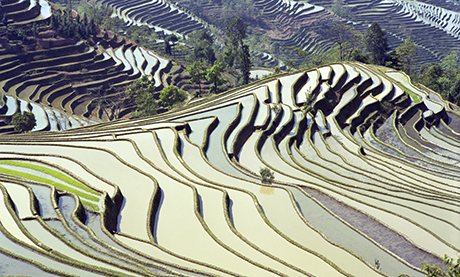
[98,0,206,36]
[0,0,204,132]
[167,0,460,66]
[0,62,458,276]
[302,0,460,64]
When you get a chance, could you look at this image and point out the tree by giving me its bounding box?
[90,86,123,120]
[329,21,362,61]
[12,111,36,133]
[331,0,351,18]
[449,78,460,106]
[260,167,274,184]
[164,36,172,56]
[126,25,157,48]
[188,61,207,96]
[421,255,460,277]
[366,23,388,65]
[188,30,216,64]
[125,76,158,118]
[395,39,416,75]
[441,51,460,77]
[238,44,251,85]
[206,61,224,94]
[134,91,159,118]
[159,85,186,107]
[163,34,178,56]
[419,63,444,92]
[126,76,156,99]
[223,17,251,85]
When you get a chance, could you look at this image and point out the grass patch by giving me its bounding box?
[0,160,101,211]
[403,87,422,103]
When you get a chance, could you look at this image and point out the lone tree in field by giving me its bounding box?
[12,111,36,133]
[260,167,275,184]
[366,23,388,65]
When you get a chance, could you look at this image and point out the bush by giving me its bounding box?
[159,86,186,107]
[260,167,274,184]
[421,255,460,277]
[12,111,36,133]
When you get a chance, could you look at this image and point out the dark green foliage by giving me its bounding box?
[77,2,122,31]
[50,10,97,39]
[133,92,159,118]
[188,61,207,96]
[419,64,445,92]
[331,0,351,18]
[421,255,459,277]
[206,61,224,94]
[223,17,251,85]
[163,34,178,56]
[126,76,159,118]
[12,111,36,133]
[417,52,460,105]
[187,30,216,64]
[328,21,363,61]
[159,85,186,107]
[260,167,274,184]
[366,23,388,65]
[125,25,157,48]
[449,79,460,105]
[395,39,417,74]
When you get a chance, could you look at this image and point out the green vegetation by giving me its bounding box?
[76,1,122,32]
[159,85,186,107]
[223,17,251,85]
[0,160,100,210]
[187,30,216,65]
[328,21,364,62]
[260,167,274,184]
[395,39,417,75]
[206,61,224,94]
[188,61,207,96]
[366,23,388,65]
[50,9,97,39]
[12,111,36,133]
[163,34,178,56]
[414,255,460,277]
[417,51,460,105]
[125,76,187,118]
[125,76,159,118]
[188,60,224,95]
[125,25,158,48]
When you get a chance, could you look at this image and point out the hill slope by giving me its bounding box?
[0,62,458,276]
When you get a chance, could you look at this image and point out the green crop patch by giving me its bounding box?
[0,160,101,211]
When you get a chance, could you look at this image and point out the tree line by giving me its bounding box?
[316,21,459,106]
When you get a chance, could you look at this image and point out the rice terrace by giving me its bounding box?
[0,0,459,276]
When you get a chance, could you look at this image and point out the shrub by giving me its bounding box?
[12,111,36,133]
[260,167,275,184]
[159,86,186,107]
[421,255,460,277]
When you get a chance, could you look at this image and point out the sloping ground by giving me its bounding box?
[172,0,460,66]
[0,0,202,132]
[0,62,458,276]
[308,0,460,65]
[98,0,206,36]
